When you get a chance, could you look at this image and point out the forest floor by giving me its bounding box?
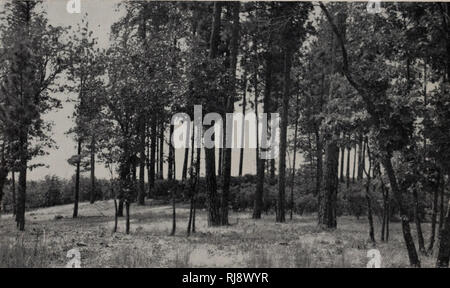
[0,200,439,268]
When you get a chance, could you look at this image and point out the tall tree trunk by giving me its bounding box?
[428,168,441,253]
[339,137,345,183]
[159,123,164,180]
[138,116,146,205]
[366,186,375,243]
[319,140,339,228]
[73,139,81,217]
[382,157,420,267]
[352,143,356,183]
[182,131,190,180]
[290,93,300,221]
[0,143,8,214]
[90,136,96,204]
[357,134,364,181]
[193,147,200,232]
[125,200,130,235]
[363,142,375,243]
[346,136,351,188]
[277,46,293,223]
[413,186,426,254]
[221,2,240,226]
[12,171,16,216]
[204,1,222,227]
[239,71,247,177]
[319,27,338,228]
[17,128,28,231]
[149,117,157,197]
[170,184,176,236]
[437,177,450,267]
[314,129,323,197]
[253,38,264,219]
[168,124,175,180]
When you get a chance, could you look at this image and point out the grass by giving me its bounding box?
[0,234,51,268]
[0,200,441,267]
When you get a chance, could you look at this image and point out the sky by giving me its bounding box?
[2,0,356,181]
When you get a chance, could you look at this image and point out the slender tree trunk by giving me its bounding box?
[221,2,240,226]
[125,200,130,235]
[363,142,375,243]
[16,126,28,231]
[170,185,176,236]
[0,144,8,214]
[168,124,175,180]
[346,137,351,188]
[113,197,118,233]
[386,189,390,242]
[339,137,345,183]
[239,72,247,177]
[357,134,363,181]
[437,192,450,267]
[159,124,164,180]
[382,156,420,267]
[73,139,82,217]
[277,45,293,223]
[149,117,157,197]
[290,93,300,221]
[319,140,339,228]
[413,186,426,254]
[366,186,375,243]
[182,133,190,181]
[314,129,323,197]
[204,1,222,227]
[12,171,16,216]
[352,144,356,183]
[90,136,96,204]
[138,116,146,205]
[253,33,268,220]
[428,168,441,253]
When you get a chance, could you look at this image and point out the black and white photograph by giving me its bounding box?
[0,0,450,272]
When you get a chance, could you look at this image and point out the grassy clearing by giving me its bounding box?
[0,200,439,267]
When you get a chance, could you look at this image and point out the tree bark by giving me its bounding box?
[0,143,8,214]
[238,71,247,177]
[290,93,300,221]
[339,138,345,183]
[204,1,222,227]
[12,171,16,215]
[170,184,176,236]
[16,128,28,231]
[253,33,270,220]
[221,2,240,226]
[168,124,175,180]
[383,156,420,267]
[319,140,338,228]
[73,139,81,217]
[346,136,351,188]
[428,168,441,253]
[90,136,96,204]
[125,200,130,235]
[149,117,157,197]
[413,186,426,254]
[159,123,164,180]
[138,116,146,205]
[352,143,356,183]
[277,45,293,223]
[357,134,364,181]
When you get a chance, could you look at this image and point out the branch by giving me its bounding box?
[318,2,363,95]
